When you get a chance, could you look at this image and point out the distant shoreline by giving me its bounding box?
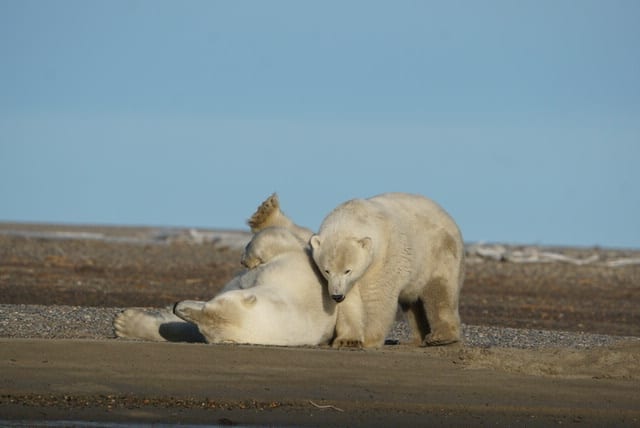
[2,221,639,253]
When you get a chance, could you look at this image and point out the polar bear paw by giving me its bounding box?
[332,338,364,349]
[247,193,280,232]
[114,308,173,341]
[422,331,460,347]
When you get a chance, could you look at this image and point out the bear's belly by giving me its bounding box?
[398,287,421,304]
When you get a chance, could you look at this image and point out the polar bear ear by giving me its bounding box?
[242,294,258,308]
[358,237,373,250]
[309,234,321,250]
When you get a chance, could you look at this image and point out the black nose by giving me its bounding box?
[331,294,345,303]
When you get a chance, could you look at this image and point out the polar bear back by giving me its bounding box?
[319,192,461,253]
[373,193,462,263]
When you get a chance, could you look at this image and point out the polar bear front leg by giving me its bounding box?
[114,307,204,343]
[332,286,365,348]
[362,294,400,348]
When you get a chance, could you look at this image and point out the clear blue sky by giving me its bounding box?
[1,1,639,248]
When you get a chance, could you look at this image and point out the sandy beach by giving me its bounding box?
[1,223,639,426]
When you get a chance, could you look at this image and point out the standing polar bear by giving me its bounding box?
[310,192,464,348]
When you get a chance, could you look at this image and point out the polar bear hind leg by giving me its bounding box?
[420,276,462,346]
[247,193,314,242]
[247,193,281,232]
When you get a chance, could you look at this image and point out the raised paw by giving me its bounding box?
[247,193,280,232]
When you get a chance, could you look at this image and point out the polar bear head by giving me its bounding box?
[174,292,256,343]
[241,227,306,269]
[309,234,374,302]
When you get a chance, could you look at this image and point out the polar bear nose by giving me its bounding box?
[331,294,345,303]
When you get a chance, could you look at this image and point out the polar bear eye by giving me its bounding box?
[324,269,330,275]
[344,269,351,275]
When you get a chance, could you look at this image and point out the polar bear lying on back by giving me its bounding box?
[115,195,336,346]
[174,228,336,346]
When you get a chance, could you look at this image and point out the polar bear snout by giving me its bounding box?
[331,294,345,303]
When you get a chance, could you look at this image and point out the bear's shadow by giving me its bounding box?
[158,321,206,343]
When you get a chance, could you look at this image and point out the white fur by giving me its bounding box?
[174,248,336,346]
[115,227,336,346]
[310,192,465,348]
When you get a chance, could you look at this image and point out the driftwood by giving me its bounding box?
[466,243,640,267]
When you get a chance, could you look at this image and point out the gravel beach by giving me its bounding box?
[1,304,638,351]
